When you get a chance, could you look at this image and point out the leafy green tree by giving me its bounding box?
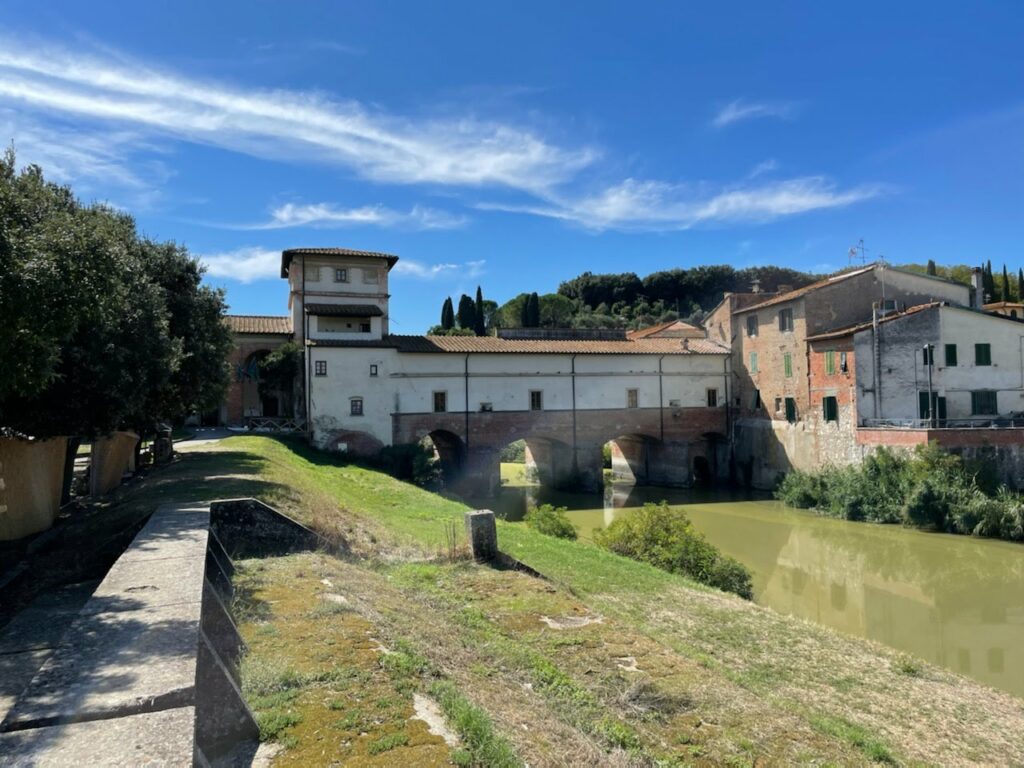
[538,293,575,327]
[457,294,476,330]
[473,286,486,336]
[440,297,455,330]
[257,342,303,415]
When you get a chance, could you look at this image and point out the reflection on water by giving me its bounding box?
[466,471,1024,699]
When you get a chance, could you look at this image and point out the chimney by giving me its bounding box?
[777,284,793,294]
[751,279,761,294]
[970,267,983,308]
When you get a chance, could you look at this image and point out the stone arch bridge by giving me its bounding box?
[392,406,728,495]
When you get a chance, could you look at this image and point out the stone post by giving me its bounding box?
[464,509,497,562]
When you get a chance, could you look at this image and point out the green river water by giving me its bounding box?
[474,467,1024,699]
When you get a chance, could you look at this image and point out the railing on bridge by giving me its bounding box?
[861,417,1024,430]
[246,416,306,432]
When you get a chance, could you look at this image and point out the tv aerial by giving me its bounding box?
[848,239,868,265]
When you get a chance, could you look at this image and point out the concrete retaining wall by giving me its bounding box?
[0,437,68,542]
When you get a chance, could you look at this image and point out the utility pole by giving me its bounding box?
[923,343,936,428]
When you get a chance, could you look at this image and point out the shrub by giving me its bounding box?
[594,502,753,599]
[524,504,578,540]
[500,439,526,463]
[902,479,950,530]
[775,469,825,509]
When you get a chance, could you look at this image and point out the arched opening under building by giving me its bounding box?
[421,429,467,488]
[522,436,578,490]
[604,434,657,486]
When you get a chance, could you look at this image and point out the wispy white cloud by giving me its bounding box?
[747,158,779,179]
[251,201,468,230]
[200,247,280,283]
[0,39,595,194]
[479,176,885,232]
[712,99,798,128]
[392,259,486,280]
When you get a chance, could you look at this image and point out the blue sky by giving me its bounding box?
[1,1,1021,332]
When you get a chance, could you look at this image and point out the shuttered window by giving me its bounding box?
[945,344,958,366]
[750,351,759,373]
[975,344,992,366]
[823,396,838,423]
[783,352,793,378]
[784,397,797,423]
[971,391,997,415]
[825,350,835,375]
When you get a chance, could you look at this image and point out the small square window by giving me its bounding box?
[975,343,992,366]
[433,391,447,413]
[350,398,363,416]
[626,388,639,408]
[479,402,493,412]
[746,315,758,337]
[334,268,348,283]
[774,396,783,413]
[369,364,378,377]
[314,360,327,377]
[307,265,321,282]
[362,268,379,284]
[778,308,794,332]
[530,390,543,411]
[706,388,718,407]
[360,322,371,333]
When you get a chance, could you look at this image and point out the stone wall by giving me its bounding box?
[0,437,67,541]
[90,431,139,497]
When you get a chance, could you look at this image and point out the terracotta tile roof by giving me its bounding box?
[984,301,1024,310]
[627,320,704,339]
[305,303,384,317]
[310,335,729,355]
[281,247,400,277]
[225,315,293,335]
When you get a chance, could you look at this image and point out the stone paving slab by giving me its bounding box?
[116,510,210,564]
[81,550,207,615]
[0,705,197,766]
[0,649,49,723]
[2,601,202,730]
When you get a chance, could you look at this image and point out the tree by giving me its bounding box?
[440,297,455,330]
[473,286,486,336]
[926,259,937,276]
[457,294,476,330]
[1003,264,1011,302]
[983,260,995,302]
[539,293,575,327]
[526,292,541,327]
[257,342,303,416]
[1018,269,1023,303]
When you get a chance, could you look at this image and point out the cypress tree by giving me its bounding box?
[1003,264,1011,302]
[474,286,486,336]
[519,295,530,327]
[926,259,937,276]
[457,294,476,330]
[527,292,541,327]
[440,297,455,330]
[1017,269,1023,302]
[984,261,995,302]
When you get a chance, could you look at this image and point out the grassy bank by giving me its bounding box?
[103,436,1024,765]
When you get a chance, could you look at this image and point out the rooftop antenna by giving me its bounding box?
[848,238,868,266]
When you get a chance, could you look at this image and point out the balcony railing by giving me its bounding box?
[246,416,306,432]
[861,417,1024,430]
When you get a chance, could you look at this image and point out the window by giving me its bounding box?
[307,265,321,282]
[922,345,935,366]
[752,389,761,409]
[825,350,836,375]
[971,390,998,415]
[334,268,348,283]
[706,388,718,407]
[945,344,958,367]
[774,396,783,413]
[479,402,493,412]
[840,351,848,372]
[783,352,793,378]
[746,315,758,337]
[784,397,797,423]
[350,398,363,416]
[626,388,639,408]
[975,343,992,366]
[360,323,371,333]
[433,391,447,413]
[530,390,543,411]
[823,396,838,423]
[362,268,379,284]
[369,364,378,377]
[314,360,327,376]
[749,351,759,373]
[778,308,794,332]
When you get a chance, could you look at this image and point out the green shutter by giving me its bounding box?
[825,350,835,375]
[823,396,838,422]
[783,353,792,378]
[975,343,992,366]
[945,344,957,367]
[750,351,758,373]
[785,397,797,423]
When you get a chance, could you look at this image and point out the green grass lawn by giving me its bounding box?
[117,435,1024,766]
